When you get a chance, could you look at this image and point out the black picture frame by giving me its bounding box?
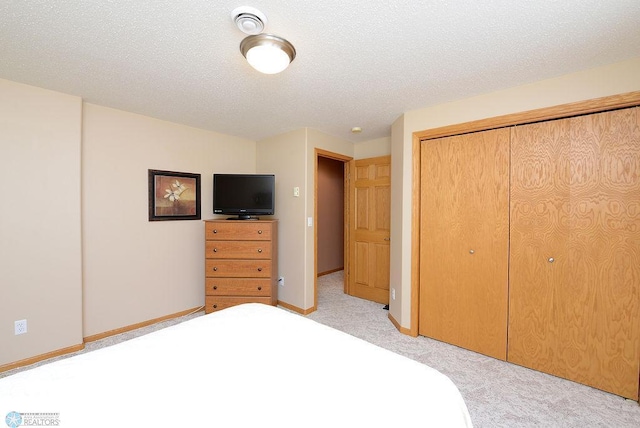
[148,169,201,221]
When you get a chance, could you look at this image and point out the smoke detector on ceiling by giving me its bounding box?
[231,6,267,35]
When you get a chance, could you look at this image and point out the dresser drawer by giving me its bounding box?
[202,219,277,314]
[205,221,272,241]
[205,240,271,259]
[206,278,271,296]
[205,296,272,313]
[205,259,272,278]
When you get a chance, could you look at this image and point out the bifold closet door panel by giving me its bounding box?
[419,128,509,361]
[566,107,640,399]
[509,107,640,399]
[508,117,572,376]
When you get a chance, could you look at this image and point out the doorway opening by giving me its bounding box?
[314,149,352,309]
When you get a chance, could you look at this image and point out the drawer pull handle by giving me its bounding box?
[213,286,217,290]
[213,229,218,234]
[213,304,217,309]
[257,249,262,253]
[213,248,218,252]
[548,257,555,263]
[257,268,263,272]
[213,267,218,271]
[469,249,475,255]
[258,230,263,234]
[257,286,262,291]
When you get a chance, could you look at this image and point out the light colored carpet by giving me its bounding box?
[308,271,640,428]
[3,271,639,427]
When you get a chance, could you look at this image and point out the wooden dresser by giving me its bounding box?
[204,219,278,314]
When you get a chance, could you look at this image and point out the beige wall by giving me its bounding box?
[389,115,406,321]
[257,128,353,310]
[354,136,391,159]
[390,57,640,328]
[256,129,307,307]
[82,104,256,336]
[4,55,638,367]
[0,79,83,366]
[0,83,256,368]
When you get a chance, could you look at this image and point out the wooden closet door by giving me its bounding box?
[419,128,510,360]
[509,107,640,399]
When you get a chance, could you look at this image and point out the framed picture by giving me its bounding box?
[148,169,201,221]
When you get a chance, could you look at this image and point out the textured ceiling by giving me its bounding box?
[1,1,639,143]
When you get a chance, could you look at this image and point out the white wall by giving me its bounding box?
[0,79,83,366]
[82,103,256,336]
[390,57,640,329]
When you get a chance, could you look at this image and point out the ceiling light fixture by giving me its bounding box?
[240,33,296,75]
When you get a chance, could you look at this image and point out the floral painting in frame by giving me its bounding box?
[148,169,201,221]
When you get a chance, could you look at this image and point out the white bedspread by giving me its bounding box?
[0,303,473,427]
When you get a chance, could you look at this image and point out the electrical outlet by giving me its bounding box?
[278,276,284,286]
[14,319,27,335]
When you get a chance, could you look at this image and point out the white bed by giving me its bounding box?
[0,303,473,427]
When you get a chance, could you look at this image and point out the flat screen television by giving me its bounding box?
[213,173,275,220]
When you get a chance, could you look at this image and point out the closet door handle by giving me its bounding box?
[548,257,555,263]
[469,249,475,255]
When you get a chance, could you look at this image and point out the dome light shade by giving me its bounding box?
[240,34,296,74]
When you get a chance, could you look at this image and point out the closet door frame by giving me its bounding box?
[410,91,640,336]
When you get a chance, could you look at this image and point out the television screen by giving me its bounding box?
[213,174,275,219]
